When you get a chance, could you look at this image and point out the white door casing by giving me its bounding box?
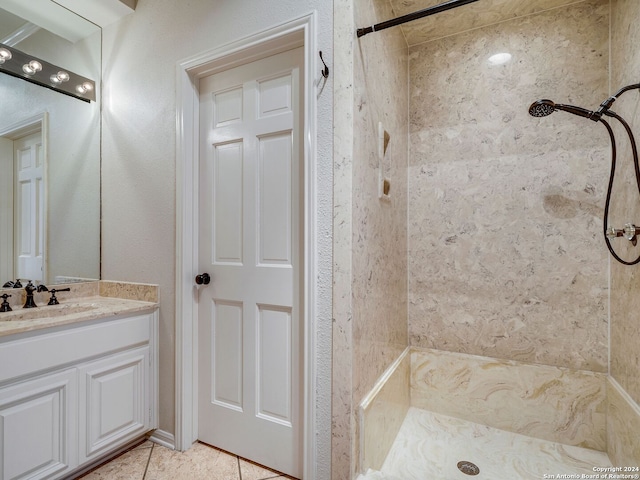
[0,114,48,286]
[197,47,303,478]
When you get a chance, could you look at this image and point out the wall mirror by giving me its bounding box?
[0,2,100,286]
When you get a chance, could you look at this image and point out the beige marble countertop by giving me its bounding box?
[0,296,158,337]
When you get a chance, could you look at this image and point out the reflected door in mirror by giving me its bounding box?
[15,131,44,282]
[0,130,44,283]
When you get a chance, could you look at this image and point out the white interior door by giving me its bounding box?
[197,47,303,478]
[14,131,44,282]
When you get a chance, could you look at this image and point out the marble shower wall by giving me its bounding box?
[411,348,607,451]
[351,0,408,417]
[332,0,409,478]
[610,0,640,414]
[359,349,410,473]
[407,0,611,372]
[608,0,640,466]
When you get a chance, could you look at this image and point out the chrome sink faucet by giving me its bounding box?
[23,281,48,308]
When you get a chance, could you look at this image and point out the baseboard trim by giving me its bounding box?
[149,429,176,450]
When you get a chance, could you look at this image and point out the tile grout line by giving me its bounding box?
[141,443,154,479]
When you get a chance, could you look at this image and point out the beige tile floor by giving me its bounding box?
[76,440,293,480]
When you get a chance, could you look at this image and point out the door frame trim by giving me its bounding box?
[175,12,319,479]
[0,113,49,284]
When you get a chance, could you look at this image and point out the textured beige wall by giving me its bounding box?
[332,0,356,477]
[407,0,610,371]
[332,0,409,477]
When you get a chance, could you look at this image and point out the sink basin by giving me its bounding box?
[0,303,99,322]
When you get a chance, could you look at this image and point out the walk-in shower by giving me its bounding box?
[529,83,640,265]
[351,0,637,478]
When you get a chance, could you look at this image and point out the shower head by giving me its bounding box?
[528,99,556,117]
[528,99,599,121]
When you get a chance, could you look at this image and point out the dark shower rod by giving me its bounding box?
[357,0,480,38]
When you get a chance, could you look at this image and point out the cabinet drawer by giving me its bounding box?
[0,312,153,384]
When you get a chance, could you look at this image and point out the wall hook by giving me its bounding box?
[319,51,329,79]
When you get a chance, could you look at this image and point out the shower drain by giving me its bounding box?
[457,461,480,476]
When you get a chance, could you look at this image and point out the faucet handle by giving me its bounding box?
[47,288,71,305]
[0,294,12,312]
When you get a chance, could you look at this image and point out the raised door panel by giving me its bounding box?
[78,347,149,463]
[0,369,77,480]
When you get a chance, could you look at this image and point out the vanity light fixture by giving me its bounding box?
[0,42,95,102]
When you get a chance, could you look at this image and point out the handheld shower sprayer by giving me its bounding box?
[528,99,598,121]
[529,83,640,265]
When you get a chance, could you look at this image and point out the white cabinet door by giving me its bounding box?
[78,346,150,464]
[0,369,77,480]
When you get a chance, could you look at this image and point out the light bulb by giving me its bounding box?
[50,71,70,84]
[22,60,42,75]
[0,48,11,64]
[76,82,94,94]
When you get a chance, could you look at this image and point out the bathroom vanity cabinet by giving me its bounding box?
[0,308,158,479]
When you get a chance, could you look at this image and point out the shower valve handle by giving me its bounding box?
[606,227,624,239]
[623,223,638,241]
[606,224,639,243]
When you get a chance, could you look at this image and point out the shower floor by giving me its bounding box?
[361,407,612,480]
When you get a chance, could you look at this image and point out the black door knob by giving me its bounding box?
[195,273,211,285]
